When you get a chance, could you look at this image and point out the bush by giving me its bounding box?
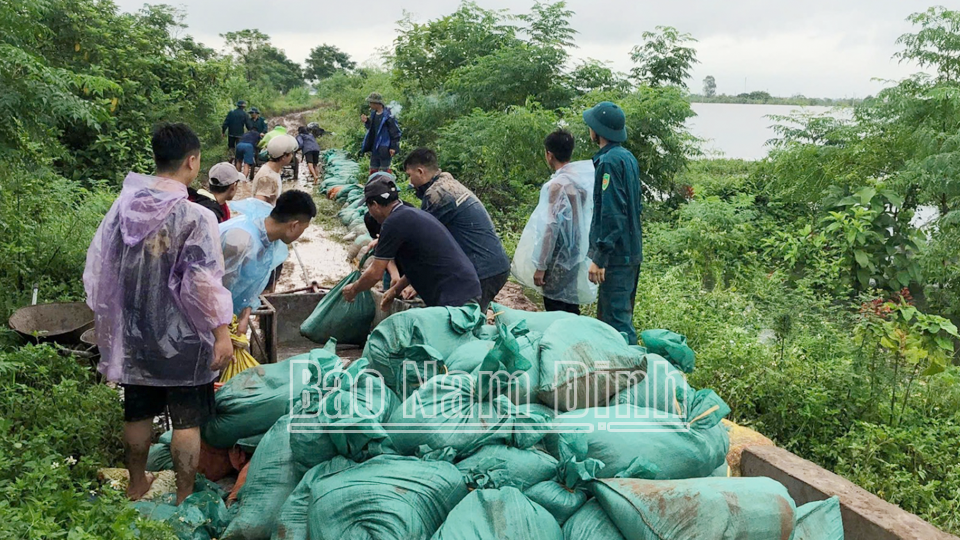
[0,345,174,538]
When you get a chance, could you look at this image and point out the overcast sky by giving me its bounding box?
[114,0,937,97]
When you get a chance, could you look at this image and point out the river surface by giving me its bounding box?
[687,103,844,161]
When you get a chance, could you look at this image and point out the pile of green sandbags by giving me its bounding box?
[315,151,371,241]
[300,253,376,346]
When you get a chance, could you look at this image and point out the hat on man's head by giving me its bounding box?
[364,175,398,203]
[582,101,627,143]
[208,162,243,187]
[249,107,260,114]
[237,100,247,108]
[366,92,384,105]
[266,134,299,159]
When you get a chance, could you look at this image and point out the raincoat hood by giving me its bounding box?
[117,173,189,246]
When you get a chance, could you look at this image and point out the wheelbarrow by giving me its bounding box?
[8,302,95,345]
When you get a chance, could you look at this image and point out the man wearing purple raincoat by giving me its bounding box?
[84,123,234,504]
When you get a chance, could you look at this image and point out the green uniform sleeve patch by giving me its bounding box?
[602,173,611,191]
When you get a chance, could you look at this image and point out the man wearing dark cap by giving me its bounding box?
[582,101,643,344]
[360,92,402,174]
[248,107,268,135]
[222,100,251,154]
[341,176,481,309]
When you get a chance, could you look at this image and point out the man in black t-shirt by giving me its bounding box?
[342,177,481,309]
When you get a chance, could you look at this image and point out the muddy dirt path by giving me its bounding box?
[249,108,540,311]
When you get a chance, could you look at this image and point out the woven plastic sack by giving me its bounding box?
[135,477,229,540]
[273,457,358,540]
[223,416,300,540]
[363,305,484,398]
[444,340,494,374]
[489,302,577,334]
[289,359,400,472]
[445,321,541,406]
[537,316,646,411]
[146,443,173,472]
[563,499,625,540]
[640,329,696,374]
[455,445,558,490]
[592,477,797,540]
[305,455,468,540]
[387,371,548,457]
[300,256,375,346]
[431,487,562,540]
[202,348,340,449]
[794,496,844,540]
[523,480,587,525]
[615,354,693,414]
[546,391,730,480]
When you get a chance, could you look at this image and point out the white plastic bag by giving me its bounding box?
[512,160,597,305]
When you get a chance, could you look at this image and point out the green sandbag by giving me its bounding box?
[236,433,264,453]
[455,445,558,490]
[300,263,375,346]
[794,497,844,540]
[538,316,646,411]
[640,329,695,374]
[146,443,173,472]
[388,371,548,457]
[563,499,625,540]
[446,321,542,406]
[592,477,797,540]
[363,305,484,398]
[135,481,229,540]
[272,457,358,540]
[306,455,468,540]
[445,340,494,374]
[615,354,693,414]
[431,487,562,540]
[524,480,587,526]
[490,302,577,334]
[222,416,301,540]
[474,325,499,340]
[546,391,730,480]
[289,359,400,472]
[202,349,340,449]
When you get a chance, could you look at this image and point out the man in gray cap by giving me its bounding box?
[188,162,243,223]
[342,175,480,309]
[360,92,402,175]
[582,101,643,344]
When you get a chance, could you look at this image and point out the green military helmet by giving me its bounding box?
[582,101,627,143]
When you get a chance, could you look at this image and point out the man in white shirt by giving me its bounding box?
[253,134,298,198]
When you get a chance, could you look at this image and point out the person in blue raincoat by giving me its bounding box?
[511,129,597,314]
[360,92,401,174]
[219,191,317,334]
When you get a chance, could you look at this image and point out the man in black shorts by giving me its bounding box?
[84,123,234,504]
[342,176,481,308]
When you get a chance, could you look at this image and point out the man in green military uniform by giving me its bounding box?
[582,101,643,343]
[221,100,252,154]
[248,107,268,135]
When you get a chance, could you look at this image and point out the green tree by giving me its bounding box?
[569,59,631,95]
[305,44,356,81]
[703,75,716,97]
[222,29,304,93]
[895,6,960,82]
[392,2,517,94]
[630,26,698,88]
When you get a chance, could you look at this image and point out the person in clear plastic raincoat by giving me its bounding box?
[512,130,597,313]
[219,190,317,334]
[83,123,234,504]
[228,172,281,220]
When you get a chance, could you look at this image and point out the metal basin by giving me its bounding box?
[8,302,95,345]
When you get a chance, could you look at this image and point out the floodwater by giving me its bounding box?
[687,103,845,160]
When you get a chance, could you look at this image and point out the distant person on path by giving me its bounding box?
[342,176,481,309]
[360,92,401,174]
[582,101,643,343]
[248,107,268,135]
[188,162,243,223]
[296,126,321,183]
[403,148,510,312]
[512,130,596,315]
[235,129,262,179]
[84,123,234,504]
[253,134,298,201]
[220,190,316,338]
[222,100,251,160]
